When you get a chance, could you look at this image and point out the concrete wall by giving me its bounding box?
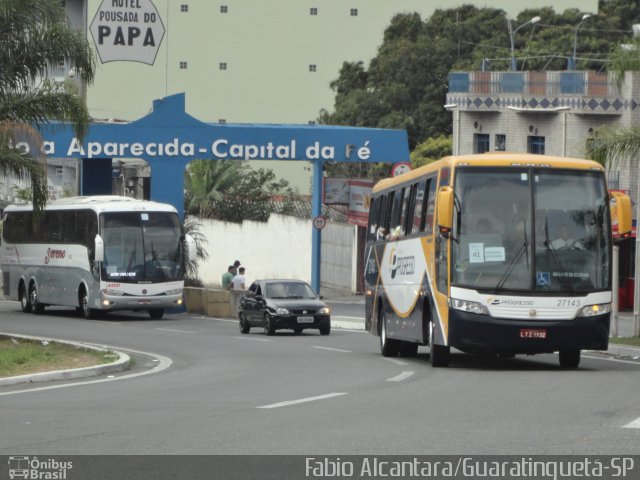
[196,214,356,292]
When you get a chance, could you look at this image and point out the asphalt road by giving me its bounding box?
[1,300,639,456]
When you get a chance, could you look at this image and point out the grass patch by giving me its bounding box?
[610,337,640,347]
[0,337,115,378]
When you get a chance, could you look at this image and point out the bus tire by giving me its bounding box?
[29,283,45,314]
[559,349,580,368]
[80,289,97,320]
[379,310,400,357]
[429,320,450,367]
[19,283,32,313]
[399,341,418,357]
[149,308,164,320]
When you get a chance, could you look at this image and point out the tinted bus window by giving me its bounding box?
[424,178,437,234]
[367,196,381,241]
[411,180,427,234]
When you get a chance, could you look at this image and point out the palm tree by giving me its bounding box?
[184,160,244,217]
[0,0,95,213]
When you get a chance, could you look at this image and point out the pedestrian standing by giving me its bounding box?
[232,267,246,290]
[221,265,234,290]
[231,260,241,276]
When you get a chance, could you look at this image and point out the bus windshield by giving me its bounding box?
[451,168,610,294]
[101,211,183,283]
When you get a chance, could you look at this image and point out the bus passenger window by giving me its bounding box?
[412,181,426,234]
[389,188,404,240]
[424,179,437,234]
[367,197,381,241]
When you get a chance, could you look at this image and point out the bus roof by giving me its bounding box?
[373,153,605,194]
[3,195,178,214]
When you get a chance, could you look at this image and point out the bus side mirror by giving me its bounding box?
[610,191,632,238]
[94,234,104,262]
[437,186,454,235]
[185,234,197,262]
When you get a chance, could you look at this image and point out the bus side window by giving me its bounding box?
[367,196,380,241]
[412,180,426,234]
[389,188,404,239]
[424,178,437,234]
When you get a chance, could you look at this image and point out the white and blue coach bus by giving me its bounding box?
[1,196,196,319]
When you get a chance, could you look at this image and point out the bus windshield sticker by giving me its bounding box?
[141,213,149,221]
[484,247,505,262]
[520,173,528,182]
[536,272,550,286]
[469,243,484,263]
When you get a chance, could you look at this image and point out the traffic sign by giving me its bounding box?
[313,216,327,230]
[392,162,411,177]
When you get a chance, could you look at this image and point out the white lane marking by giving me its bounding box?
[201,317,237,323]
[312,346,351,353]
[233,336,271,342]
[156,328,196,334]
[0,347,172,397]
[622,416,640,429]
[257,392,348,409]
[100,321,122,325]
[386,371,415,382]
[383,357,409,366]
[332,316,364,321]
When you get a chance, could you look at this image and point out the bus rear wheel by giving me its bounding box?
[20,283,32,313]
[149,308,164,320]
[559,349,580,368]
[29,283,45,314]
[429,321,450,367]
[379,311,400,357]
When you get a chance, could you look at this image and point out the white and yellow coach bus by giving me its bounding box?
[364,153,631,368]
[1,196,196,319]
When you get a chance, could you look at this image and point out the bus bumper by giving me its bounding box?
[448,310,610,354]
[99,293,183,310]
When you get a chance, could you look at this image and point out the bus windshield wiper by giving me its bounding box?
[494,219,529,293]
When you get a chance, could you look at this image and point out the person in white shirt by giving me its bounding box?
[232,267,246,290]
[551,224,582,249]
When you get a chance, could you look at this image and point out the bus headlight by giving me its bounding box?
[164,288,182,296]
[102,289,125,296]
[578,303,611,317]
[449,298,489,315]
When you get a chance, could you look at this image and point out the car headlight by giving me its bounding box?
[101,289,125,296]
[449,298,489,315]
[276,307,290,315]
[318,306,330,315]
[164,288,182,296]
[578,303,611,317]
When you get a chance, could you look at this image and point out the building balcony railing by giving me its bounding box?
[446,70,633,115]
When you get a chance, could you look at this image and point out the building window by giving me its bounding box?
[219,119,226,124]
[220,5,228,13]
[350,9,358,16]
[473,133,490,154]
[179,61,188,69]
[309,64,317,72]
[180,4,188,12]
[528,136,545,155]
[310,8,317,15]
[219,63,227,70]
[495,134,506,151]
[308,120,316,125]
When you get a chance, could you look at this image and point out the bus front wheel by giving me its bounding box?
[559,349,580,368]
[429,321,450,367]
[80,290,97,319]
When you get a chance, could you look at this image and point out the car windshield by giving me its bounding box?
[266,282,317,299]
[451,168,610,293]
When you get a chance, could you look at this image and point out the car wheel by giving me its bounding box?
[29,283,45,314]
[379,310,399,357]
[149,308,164,320]
[559,349,580,368]
[264,313,276,336]
[429,320,450,367]
[20,283,32,313]
[239,313,251,334]
[319,322,330,336]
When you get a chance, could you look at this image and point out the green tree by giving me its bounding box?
[410,135,452,168]
[184,159,243,217]
[0,0,94,214]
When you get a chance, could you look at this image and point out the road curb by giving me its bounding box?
[605,343,640,359]
[0,332,131,387]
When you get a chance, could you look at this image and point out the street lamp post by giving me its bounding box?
[509,16,541,71]
[569,14,592,70]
